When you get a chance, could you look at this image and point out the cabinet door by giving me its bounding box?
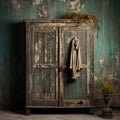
[26,25,59,106]
[59,26,93,106]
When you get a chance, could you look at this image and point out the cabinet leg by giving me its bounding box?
[26,108,31,115]
[89,108,95,115]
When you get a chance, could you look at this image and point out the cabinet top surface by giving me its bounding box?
[25,19,96,29]
[25,19,95,24]
[25,19,79,23]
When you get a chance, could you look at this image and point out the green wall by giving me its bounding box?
[0,0,120,109]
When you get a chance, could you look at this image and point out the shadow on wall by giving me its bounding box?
[11,22,26,109]
[0,22,26,109]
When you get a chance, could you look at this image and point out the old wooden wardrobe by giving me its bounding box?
[25,19,95,114]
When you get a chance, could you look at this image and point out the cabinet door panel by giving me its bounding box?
[33,30,56,65]
[64,69,87,99]
[60,26,91,106]
[28,26,58,106]
[32,69,56,99]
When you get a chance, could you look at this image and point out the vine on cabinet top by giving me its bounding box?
[65,12,98,27]
[65,12,101,38]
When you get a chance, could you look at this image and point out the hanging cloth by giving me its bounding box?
[69,37,82,80]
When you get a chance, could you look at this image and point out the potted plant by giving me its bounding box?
[95,77,114,119]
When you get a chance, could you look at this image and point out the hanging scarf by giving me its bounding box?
[69,37,82,80]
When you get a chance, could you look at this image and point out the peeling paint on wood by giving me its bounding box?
[33,0,43,6]
[26,19,95,110]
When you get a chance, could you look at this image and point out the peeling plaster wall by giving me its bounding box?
[0,0,120,109]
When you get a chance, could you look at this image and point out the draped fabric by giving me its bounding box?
[69,37,82,80]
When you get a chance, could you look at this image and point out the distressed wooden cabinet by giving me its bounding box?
[25,19,95,114]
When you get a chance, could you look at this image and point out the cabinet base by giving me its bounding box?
[26,106,95,115]
[26,108,31,115]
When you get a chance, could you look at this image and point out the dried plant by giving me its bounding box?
[95,77,114,94]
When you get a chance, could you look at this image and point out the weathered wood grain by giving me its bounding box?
[26,19,95,110]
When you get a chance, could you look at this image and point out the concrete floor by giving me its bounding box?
[0,109,120,120]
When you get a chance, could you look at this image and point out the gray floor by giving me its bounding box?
[0,109,120,120]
